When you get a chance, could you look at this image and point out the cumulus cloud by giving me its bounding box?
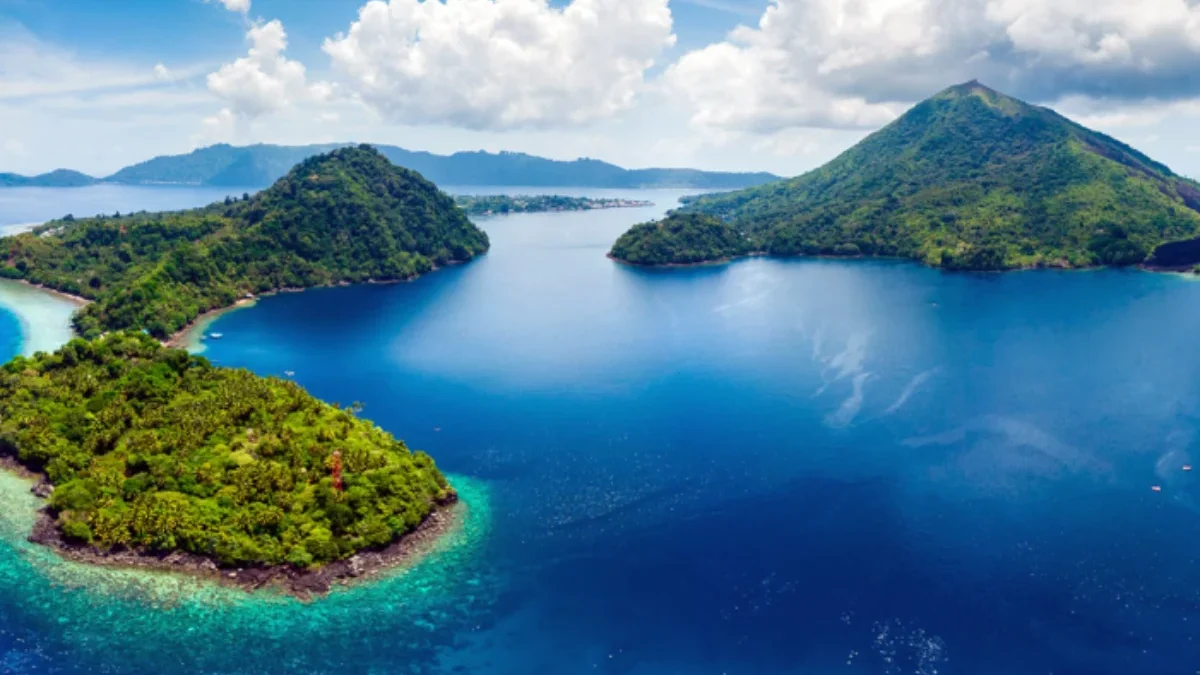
[208,0,251,14]
[322,0,675,130]
[207,20,331,119]
[153,63,172,81]
[668,0,1200,133]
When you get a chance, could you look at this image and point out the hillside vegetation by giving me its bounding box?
[609,213,753,265]
[0,332,452,569]
[0,145,489,338]
[676,81,1200,270]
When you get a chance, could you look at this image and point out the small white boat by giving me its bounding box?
[209,332,223,339]
[284,370,295,377]
[1184,465,1193,472]
[1151,485,1162,492]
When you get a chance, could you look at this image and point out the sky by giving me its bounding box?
[3,0,1200,178]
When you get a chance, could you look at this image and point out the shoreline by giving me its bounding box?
[607,250,1185,274]
[0,278,88,357]
[607,251,765,269]
[164,297,258,351]
[26,489,464,599]
[163,264,473,352]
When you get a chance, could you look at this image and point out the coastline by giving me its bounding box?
[607,250,1184,274]
[163,262,475,353]
[165,296,258,352]
[26,489,464,600]
[607,251,765,269]
[0,278,87,356]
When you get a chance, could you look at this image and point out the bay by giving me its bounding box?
[1,186,1199,673]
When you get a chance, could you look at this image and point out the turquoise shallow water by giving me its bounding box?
[2,186,1200,672]
[0,471,494,673]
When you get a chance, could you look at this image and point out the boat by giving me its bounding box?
[284,370,295,377]
[209,332,223,339]
[1184,465,1193,472]
[1151,485,1162,492]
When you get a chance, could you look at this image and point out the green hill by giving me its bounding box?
[0,145,489,338]
[676,81,1200,270]
[609,213,752,265]
[0,332,452,570]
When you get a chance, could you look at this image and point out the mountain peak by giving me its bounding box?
[682,83,1200,271]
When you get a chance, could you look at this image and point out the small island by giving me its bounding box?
[0,145,490,340]
[0,332,458,596]
[623,82,1200,271]
[0,147,487,596]
[455,194,652,216]
[609,213,754,266]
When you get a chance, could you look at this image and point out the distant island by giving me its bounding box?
[611,82,1200,270]
[1,332,458,596]
[1,143,779,190]
[0,169,96,188]
[455,194,652,216]
[0,145,489,339]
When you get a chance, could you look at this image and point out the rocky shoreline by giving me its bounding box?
[25,484,462,599]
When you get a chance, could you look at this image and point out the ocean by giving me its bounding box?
[0,186,1199,673]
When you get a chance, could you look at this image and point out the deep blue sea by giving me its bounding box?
[2,186,1200,674]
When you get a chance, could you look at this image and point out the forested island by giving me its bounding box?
[455,194,651,216]
[0,146,489,339]
[0,147,484,594]
[0,333,456,594]
[614,82,1200,270]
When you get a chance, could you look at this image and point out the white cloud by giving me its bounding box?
[208,0,251,14]
[153,63,172,81]
[207,20,331,119]
[322,0,675,130]
[0,26,178,100]
[668,0,1200,134]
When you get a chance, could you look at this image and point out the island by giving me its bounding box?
[0,332,458,595]
[609,213,753,266]
[0,169,96,188]
[454,194,652,216]
[0,145,490,339]
[0,146,487,595]
[614,81,1200,271]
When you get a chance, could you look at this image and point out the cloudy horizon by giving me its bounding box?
[4,0,1200,178]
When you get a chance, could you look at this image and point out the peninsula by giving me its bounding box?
[455,194,652,216]
[611,82,1200,270]
[609,213,753,266]
[0,145,489,339]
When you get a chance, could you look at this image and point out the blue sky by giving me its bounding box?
[3,0,1200,178]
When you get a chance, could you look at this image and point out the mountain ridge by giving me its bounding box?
[0,169,96,188]
[3,144,779,190]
